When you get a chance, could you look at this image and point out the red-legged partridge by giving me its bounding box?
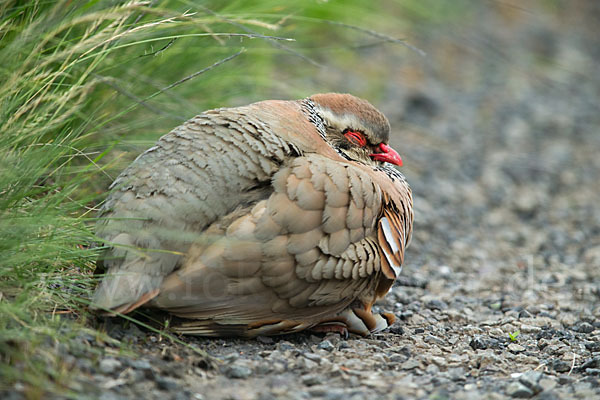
[91,93,413,337]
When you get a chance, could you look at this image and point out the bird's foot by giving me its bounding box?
[309,323,349,339]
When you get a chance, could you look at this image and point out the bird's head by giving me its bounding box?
[308,93,403,167]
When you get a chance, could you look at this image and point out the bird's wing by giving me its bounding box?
[91,100,323,312]
[151,154,413,335]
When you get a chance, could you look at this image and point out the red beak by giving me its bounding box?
[369,143,403,166]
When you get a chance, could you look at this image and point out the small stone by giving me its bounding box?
[519,371,542,393]
[560,314,578,326]
[430,356,447,368]
[539,378,557,392]
[302,374,323,386]
[489,328,505,337]
[99,358,121,375]
[338,341,350,350]
[579,356,600,371]
[425,364,439,374]
[389,354,406,363]
[573,322,595,333]
[506,381,534,398]
[388,325,404,335]
[277,341,295,351]
[129,359,152,370]
[401,359,420,370]
[470,336,488,350]
[448,367,466,381]
[257,335,274,344]
[222,353,239,363]
[400,310,414,320]
[317,340,335,352]
[99,392,122,400]
[508,343,526,353]
[303,352,322,363]
[426,299,448,310]
[519,310,533,319]
[424,334,446,347]
[585,368,600,376]
[520,324,541,334]
[297,356,318,370]
[585,341,600,352]
[316,388,346,400]
[552,360,571,373]
[155,376,178,391]
[77,358,93,373]
[470,336,502,350]
[225,364,252,379]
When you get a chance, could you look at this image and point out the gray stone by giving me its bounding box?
[303,352,322,363]
[129,359,152,370]
[506,382,534,398]
[257,335,274,344]
[552,359,570,373]
[573,322,595,334]
[317,340,335,352]
[401,359,420,370]
[302,374,323,386]
[424,334,446,347]
[508,343,526,353]
[277,341,295,351]
[155,376,178,391]
[99,358,122,375]
[448,367,466,381]
[519,370,543,393]
[520,324,541,334]
[225,364,252,379]
[585,368,600,375]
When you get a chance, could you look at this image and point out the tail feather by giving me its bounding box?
[90,233,179,313]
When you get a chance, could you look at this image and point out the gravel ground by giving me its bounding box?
[7,4,600,400]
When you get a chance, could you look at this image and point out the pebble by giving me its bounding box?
[277,341,295,351]
[579,356,600,371]
[539,378,557,392]
[585,341,600,352]
[585,368,600,375]
[401,360,420,370]
[129,359,152,370]
[423,334,445,347]
[426,299,448,310]
[302,374,323,386]
[573,322,595,334]
[318,340,335,352]
[99,358,122,375]
[552,360,571,373]
[508,344,526,353]
[225,364,252,379]
[448,367,466,381]
[518,371,542,393]
[520,324,541,334]
[506,382,534,398]
[155,376,178,391]
[303,352,322,364]
[257,336,274,344]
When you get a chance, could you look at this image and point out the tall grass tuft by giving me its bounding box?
[0,0,419,395]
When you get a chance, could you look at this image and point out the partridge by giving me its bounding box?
[91,93,413,337]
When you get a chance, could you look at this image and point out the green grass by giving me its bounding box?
[0,0,471,397]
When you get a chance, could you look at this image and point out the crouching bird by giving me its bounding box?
[91,93,413,337]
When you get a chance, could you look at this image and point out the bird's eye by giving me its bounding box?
[343,130,367,147]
